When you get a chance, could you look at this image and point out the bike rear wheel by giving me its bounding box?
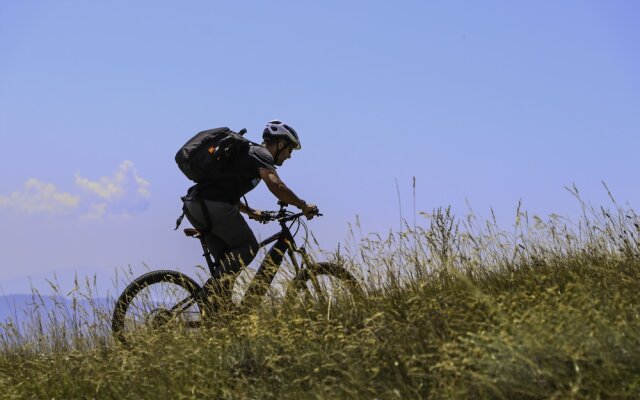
[287,262,363,306]
[112,270,207,345]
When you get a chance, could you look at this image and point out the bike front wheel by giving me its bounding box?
[287,262,363,306]
[112,270,207,345]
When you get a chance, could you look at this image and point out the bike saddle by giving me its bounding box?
[184,228,202,238]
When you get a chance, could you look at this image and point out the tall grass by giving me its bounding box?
[1,194,639,399]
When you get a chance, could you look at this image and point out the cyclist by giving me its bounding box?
[182,120,318,306]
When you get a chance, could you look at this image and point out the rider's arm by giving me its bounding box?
[237,201,262,220]
[259,168,309,210]
[237,202,251,213]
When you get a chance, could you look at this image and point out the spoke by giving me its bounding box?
[121,282,202,336]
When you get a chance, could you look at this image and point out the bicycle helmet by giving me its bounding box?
[262,120,301,150]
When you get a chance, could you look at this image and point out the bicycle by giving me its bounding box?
[111,201,362,345]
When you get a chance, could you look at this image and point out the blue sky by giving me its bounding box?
[1,1,639,295]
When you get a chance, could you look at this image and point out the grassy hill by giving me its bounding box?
[0,204,639,399]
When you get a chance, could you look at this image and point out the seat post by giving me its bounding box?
[185,228,218,277]
[199,236,217,276]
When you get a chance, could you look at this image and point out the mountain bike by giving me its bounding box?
[111,201,361,345]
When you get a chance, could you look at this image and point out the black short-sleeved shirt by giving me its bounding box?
[190,144,276,203]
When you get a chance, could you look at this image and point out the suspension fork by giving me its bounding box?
[295,246,314,270]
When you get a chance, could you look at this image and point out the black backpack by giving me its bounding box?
[175,127,253,183]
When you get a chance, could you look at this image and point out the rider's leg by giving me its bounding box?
[183,198,259,308]
[208,225,259,304]
[197,200,259,273]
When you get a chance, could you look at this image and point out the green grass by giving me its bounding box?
[1,199,639,399]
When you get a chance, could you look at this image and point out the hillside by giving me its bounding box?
[1,206,639,399]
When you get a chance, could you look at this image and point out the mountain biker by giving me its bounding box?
[182,120,318,307]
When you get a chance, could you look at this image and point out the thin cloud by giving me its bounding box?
[0,179,80,214]
[75,160,151,216]
[0,161,151,219]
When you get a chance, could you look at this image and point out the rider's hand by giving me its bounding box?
[301,203,319,219]
[247,209,264,221]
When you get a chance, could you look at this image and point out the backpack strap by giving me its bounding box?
[174,209,186,230]
[174,196,189,230]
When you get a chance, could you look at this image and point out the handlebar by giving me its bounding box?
[259,204,322,224]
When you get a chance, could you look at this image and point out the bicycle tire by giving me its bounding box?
[287,262,363,304]
[112,269,207,345]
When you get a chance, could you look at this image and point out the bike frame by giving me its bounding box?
[194,209,312,307]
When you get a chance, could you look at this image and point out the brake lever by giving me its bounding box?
[305,209,322,220]
[259,211,278,224]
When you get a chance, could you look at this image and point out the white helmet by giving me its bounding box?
[262,120,301,150]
